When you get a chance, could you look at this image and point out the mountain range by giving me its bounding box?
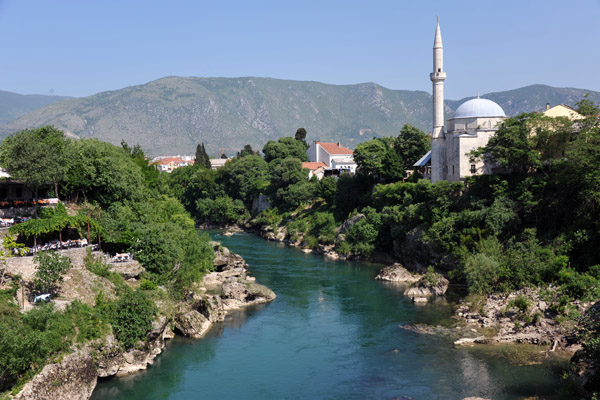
[1,77,599,157]
[0,90,70,126]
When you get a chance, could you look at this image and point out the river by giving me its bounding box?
[91,232,570,399]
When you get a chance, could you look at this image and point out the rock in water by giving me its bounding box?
[375,263,421,283]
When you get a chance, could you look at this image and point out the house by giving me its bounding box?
[210,158,230,170]
[306,141,357,176]
[542,104,582,120]
[151,156,194,173]
[302,162,327,180]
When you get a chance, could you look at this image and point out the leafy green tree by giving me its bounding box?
[169,166,222,213]
[576,93,600,117]
[64,139,148,206]
[395,124,431,171]
[470,113,542,175]
[237,144,259,158]
[262,137,308,163]
[318,176,337,205]
[33,251,71,293]
[0,126,68,199]
[218,155,270,207]
[353,139,388,178]
[353,136,405,182]
[121,140,162,192]
[108,289,157,349]
[266,158,311,209]
[295,127,308,148]
[196,196,250,224]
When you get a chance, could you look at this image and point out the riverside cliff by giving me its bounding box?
[7,243,275,400]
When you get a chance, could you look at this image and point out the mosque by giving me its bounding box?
[415,19,507,182]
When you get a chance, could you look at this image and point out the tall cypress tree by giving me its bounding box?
[201,143,211,169]
[195,143,211,169]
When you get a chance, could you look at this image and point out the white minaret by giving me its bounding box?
[430,17,446,183]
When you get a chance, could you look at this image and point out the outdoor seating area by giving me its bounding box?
[0,216,31,228]
[0,198,58,209]
[111,253,132,263]
[14,238,92,256]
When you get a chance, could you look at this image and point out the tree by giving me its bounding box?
[33,251,71,293]
[217,155,270,207]
[295,128,308,149]
[64,139,148,206]
[237,144,258,158]
[470,113,542,176]
[194,143,211,169]
[262,137,307,163]
[395,124,431,171]
[0,126,68,200]
[353,139,389,178]
[121,140,161,191]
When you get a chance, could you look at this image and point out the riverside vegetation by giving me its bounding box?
[0,127,277,398]
[2,94,600,397]
[168,99,600,396]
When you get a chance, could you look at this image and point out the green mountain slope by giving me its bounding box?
[446,84,600,116]
[2,78,599,156]
[0,90,71,125]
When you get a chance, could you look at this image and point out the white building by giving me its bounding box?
[306,141,357,175]
[420,19,507,182]
[302,162,327,180]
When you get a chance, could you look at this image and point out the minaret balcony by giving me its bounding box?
[430,72,446,81]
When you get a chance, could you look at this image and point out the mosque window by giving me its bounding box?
[470,164,476,174]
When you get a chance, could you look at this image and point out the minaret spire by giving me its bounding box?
[430,17,447,183]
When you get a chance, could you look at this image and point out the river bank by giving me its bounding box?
[5,242,275,400]
[225,220,597,396]
[92,231,574,400]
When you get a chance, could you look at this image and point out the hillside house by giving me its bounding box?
[302,162,327,180]
[151,156,194,173]
[306,141,357,176]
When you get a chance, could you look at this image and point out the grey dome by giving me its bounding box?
[453,98,506,119]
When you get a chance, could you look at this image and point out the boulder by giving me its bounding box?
[375,264,421,283]
[404,275,449,299]
[175,309,212,338]
[16,350,97,400]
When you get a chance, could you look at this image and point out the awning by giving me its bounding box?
[413,151,431,167]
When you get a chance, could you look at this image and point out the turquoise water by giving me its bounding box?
[91,232,569,399]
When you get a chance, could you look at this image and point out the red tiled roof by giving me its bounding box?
[316,141,353,155]
[302,162,327,170]
[153,157,193,166]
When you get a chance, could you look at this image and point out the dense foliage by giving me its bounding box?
[0,126,216,392]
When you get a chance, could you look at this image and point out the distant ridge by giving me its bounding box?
[1,78,598,156]
[0,90,71,125]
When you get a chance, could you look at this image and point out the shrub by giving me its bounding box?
[108,289,157,350]
[509,295,530,313]
[139,279,157,290]
[33,251,71,294]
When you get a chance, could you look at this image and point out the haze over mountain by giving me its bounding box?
[1,77,598,157]
[0,90,71,126]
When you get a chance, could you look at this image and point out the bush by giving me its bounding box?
[108,289,157,350]
[139,279,157,290]
[196,195,249,225]
[33,251,71,294]
[309,212,336,244]
[509,295,530,313]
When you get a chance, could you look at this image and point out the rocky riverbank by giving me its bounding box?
[10,243,275,400]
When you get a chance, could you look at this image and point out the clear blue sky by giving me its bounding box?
[1,0,599,100]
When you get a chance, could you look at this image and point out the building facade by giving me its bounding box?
[306,141,357,175]
[428,19,507,182]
